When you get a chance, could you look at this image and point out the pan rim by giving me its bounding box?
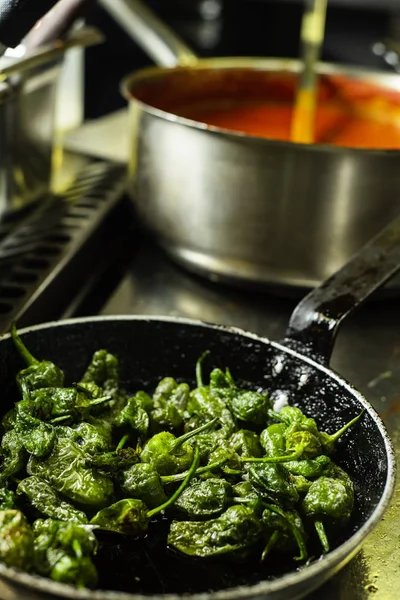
[0,314,395,600]
[120,57,400,157]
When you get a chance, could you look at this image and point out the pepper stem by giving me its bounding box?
[72,539,83,559]
[325,411,365,443]
[11,322,38,366]
[261,530,280,562]
[147,445,200,518]
[224,368,236,387]
[241,448,304,464]
[50,415,71,425]
[263,503,307,562]
[172,417,218,451]
[116,434,130,452]
[86,396,113,408]
[314,520,329,553]
[161,458,226,484]
[196,350,210,388]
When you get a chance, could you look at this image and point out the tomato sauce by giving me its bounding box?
[131,69,400,149]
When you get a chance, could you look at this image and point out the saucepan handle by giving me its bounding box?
[284,214,400,364]
[98,0,198,67]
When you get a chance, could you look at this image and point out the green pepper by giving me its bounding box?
[260,423,287,456]
[168,504,263,558]
[208,440,242,475]
[114,393,150,439]
[302,472,354,553]
[1,409,16,432]
[92,445,200,536]
[0,488,16,510]
[249,463,299,507]
[209,368,271,426]
[17,476,88,523]
[0,430,27,481]
[229,430,263,459]
[28,438,114,510]
[12,324,64,393]
[33,518,98,588]
[140,418,217,476]
[269,407,320,436]
[49,555,98,588]
[188,358,236,436]
[174,478,232,519]
[283,455,331,478]
[150,378,190,433]
[14,400,56,458]
[120,463,167,509]
[0,509,34,570]
[90,498,149,537]
[56,421,112,455]
[80,349,120,397]
[292,475,312,494]
[88,446,139,474]
[261,506,307,561]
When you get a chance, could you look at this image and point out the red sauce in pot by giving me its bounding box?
[131,69,400,149]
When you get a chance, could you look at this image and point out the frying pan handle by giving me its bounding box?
[284,214,400,364]
[98,0,198,67]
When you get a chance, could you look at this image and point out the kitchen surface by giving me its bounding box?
[0,0,400,598]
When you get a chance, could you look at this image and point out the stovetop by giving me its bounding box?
[2,158,400,599]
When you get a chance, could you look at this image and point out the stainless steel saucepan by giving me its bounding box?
[101,0,400,292]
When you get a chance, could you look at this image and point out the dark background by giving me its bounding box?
[83,0,400,119]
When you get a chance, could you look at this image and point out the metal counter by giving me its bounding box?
[91,239,400,600]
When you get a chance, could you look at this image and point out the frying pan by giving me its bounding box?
[98,0,400,292]
[0,212,398,600]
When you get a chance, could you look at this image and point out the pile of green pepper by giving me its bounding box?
[0,328,362,590]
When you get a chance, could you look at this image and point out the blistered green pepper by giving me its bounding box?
[208,368,271,426]
[56,421,112,456]
[17,476,88,523]
[28,438,114,510]
[174,478,232,519]
[150,378,190,433]
[11,324,64,394]
[90,498,149,537]
[14,400,56,458]
[0,509,34,570]
[284,455,331,478]
[260,423,287,456]
[261,506,307,561]
[80,349,120,397]
[0,488,16,510]
[0,430,27,481]
[140,418,217,476]
[120,463,167,509]
[229,430,263,459]
[92,445,200,536]
[302,470,354,553]
[33,518,97,588]
[249,463,299,507]
[114,392,150,439]
[88,446,139,474]
[168,504,263,558]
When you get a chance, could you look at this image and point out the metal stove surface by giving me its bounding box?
[72,237,400,600]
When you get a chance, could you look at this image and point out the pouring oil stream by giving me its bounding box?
[291,0,328,144]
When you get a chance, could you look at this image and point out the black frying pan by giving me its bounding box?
[0,215,398,600]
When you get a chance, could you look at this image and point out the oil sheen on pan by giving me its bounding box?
[132,69,400,150]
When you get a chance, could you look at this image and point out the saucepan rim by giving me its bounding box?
[121,57,400,157]
[0,315,395,600]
